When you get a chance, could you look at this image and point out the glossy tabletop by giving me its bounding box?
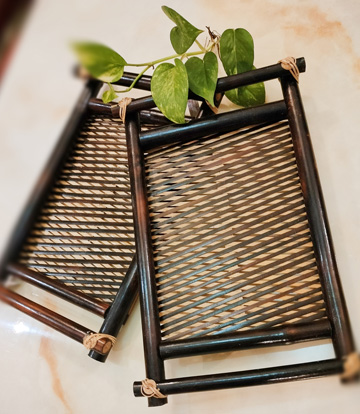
[0,1,359,413]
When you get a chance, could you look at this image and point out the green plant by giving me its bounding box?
[73,5,265,124]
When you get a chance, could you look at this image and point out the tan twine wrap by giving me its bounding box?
[78,66,90,80]
[279,57,299,82]
[341,352,360,381]
[140,379,167,399]
[118,97,133,123]
[83,333,116,350]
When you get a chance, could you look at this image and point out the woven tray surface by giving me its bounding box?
[145,120,328,340]
[18,115,134,303]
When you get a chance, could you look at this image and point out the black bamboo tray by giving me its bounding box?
[124,60,358,406]
[0,78,147,362]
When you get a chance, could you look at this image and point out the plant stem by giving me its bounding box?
[126,42,215,67]
[195,39,206,53]
[114,65,151,94]
[112,39,219,96]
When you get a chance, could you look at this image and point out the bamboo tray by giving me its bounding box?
[0,79,142,362]
[124,61,358,406]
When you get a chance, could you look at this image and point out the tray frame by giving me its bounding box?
[0,79,141,361]
[125,62,357,406]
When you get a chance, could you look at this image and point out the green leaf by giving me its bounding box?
[225,67,265,107]
[219,28,254,76]
[151,59,188,124]
[162,6,203,54]
[72,42,126,83]
[219,30,263,107]
[185,52,218,106]
[102,84,117,103]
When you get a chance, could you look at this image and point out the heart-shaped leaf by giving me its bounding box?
[151,59,189,124]
[162,6,203,54]
[225,67,265,107]
[102,84,117,103]
[185,52,218,106]
[219,28,254,76]
[72,42,126,83]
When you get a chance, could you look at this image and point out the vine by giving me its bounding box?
[73,5,265,123]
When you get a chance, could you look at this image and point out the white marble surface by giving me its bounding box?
[0,0,359,412]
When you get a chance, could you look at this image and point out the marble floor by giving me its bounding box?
[0,1,359,413]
